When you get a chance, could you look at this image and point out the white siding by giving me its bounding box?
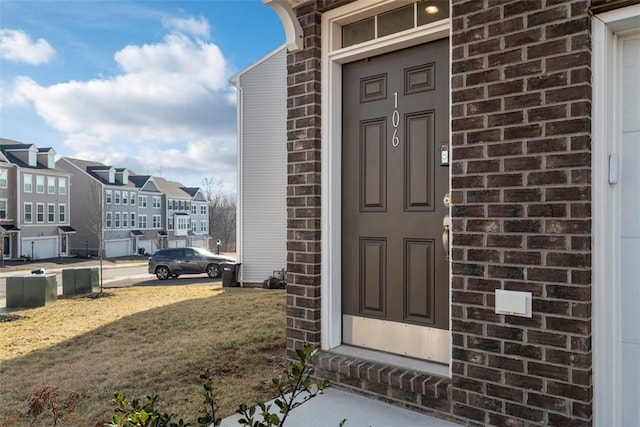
[235,47,287,284]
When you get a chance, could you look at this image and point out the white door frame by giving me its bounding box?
[320,0,451,361]
[592,5,640,426]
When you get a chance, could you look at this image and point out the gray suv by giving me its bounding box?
[148,247,233,280]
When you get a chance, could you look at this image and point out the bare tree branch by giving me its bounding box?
[201,178,236,253]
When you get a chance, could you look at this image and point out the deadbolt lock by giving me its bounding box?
[443,192,451,209]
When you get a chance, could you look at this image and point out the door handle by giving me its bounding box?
[442,214,450,260]
[442,192,451,260]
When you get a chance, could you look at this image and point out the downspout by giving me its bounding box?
[230,74,244,284]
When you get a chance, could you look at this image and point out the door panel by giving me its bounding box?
[405,239,435,323]
[360,238,386,316]
[361,120,387,211]
[342,39,449,361]
[405,112,435,211]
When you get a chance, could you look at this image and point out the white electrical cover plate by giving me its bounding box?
[495,289,532,317]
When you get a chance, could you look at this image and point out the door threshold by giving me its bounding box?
[331,344,450,377]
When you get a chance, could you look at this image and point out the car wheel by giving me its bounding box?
[155,266,170,280]
[207,264,221,278]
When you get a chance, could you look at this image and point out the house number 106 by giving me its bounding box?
[392,91,400,147]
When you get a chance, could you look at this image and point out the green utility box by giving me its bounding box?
[6,274,57,308]
[62,267,99,295]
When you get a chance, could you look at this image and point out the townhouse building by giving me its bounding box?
[0,138,73,260]
[128,174,165,255]
[57,158,141,257]
[182,187,210,249]
[264,0,640,425]
[153,177,209,249]
[56,157,210,257]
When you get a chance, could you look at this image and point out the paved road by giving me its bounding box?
[0,262,220,309]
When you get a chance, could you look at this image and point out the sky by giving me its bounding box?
[0,0,286,194]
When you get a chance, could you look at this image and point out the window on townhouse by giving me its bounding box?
[58,204,66,223]
[36,203,44,223]
[36,175,44,193]
[130,212,136,227]
[122,191,128,205]
[0,199,6,219]
[201,220,207,232]
[0,169,7,188]
[47,204,55,223]
[28,150,36,166]
[139,215,147,228]
[123,211,128,227]
[191,221,196,231]
[186,202,191,211]
[153,197,161,208]
[168,199,173,210]
[58,178,66,195]
[130,193,136,205]
[24,203,32,223]
[177,216,188,230]
[200,205,207,215]
[106,212,112,228]
[152,215,161,228]
[191,205,196,214]
[47,177,55,194]
[114,191,121,204]
[23,174,32,192]
[168,217,174,230]
[106,189,112,204]
[115,212,121,228]
[179,200,185,211]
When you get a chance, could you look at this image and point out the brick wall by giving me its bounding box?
[450,1,592,425]
[285,1,324,356]
[286,0,594,425]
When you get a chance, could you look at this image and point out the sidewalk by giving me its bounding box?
[221,387,462,427]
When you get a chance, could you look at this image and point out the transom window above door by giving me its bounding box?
[342,1,449,48]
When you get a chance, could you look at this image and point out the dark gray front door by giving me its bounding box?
[342,39,449,361]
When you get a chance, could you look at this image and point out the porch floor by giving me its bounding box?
[220,386,462,427]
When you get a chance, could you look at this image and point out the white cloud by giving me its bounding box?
[0,29,56,65]
[162,16,210,38]
[3,17,238,188]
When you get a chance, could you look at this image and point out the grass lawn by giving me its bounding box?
[0,286,286,426]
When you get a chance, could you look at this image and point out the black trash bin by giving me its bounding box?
[221,262,241,287]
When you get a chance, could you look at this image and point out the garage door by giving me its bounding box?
[139,240,154,255]
[172,239,186,248]
[105,240,130,258]
[23,238,57,260]
[191,238,205,249]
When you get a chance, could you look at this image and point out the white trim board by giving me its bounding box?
[320,0,452,376]
[592,5,640,426]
